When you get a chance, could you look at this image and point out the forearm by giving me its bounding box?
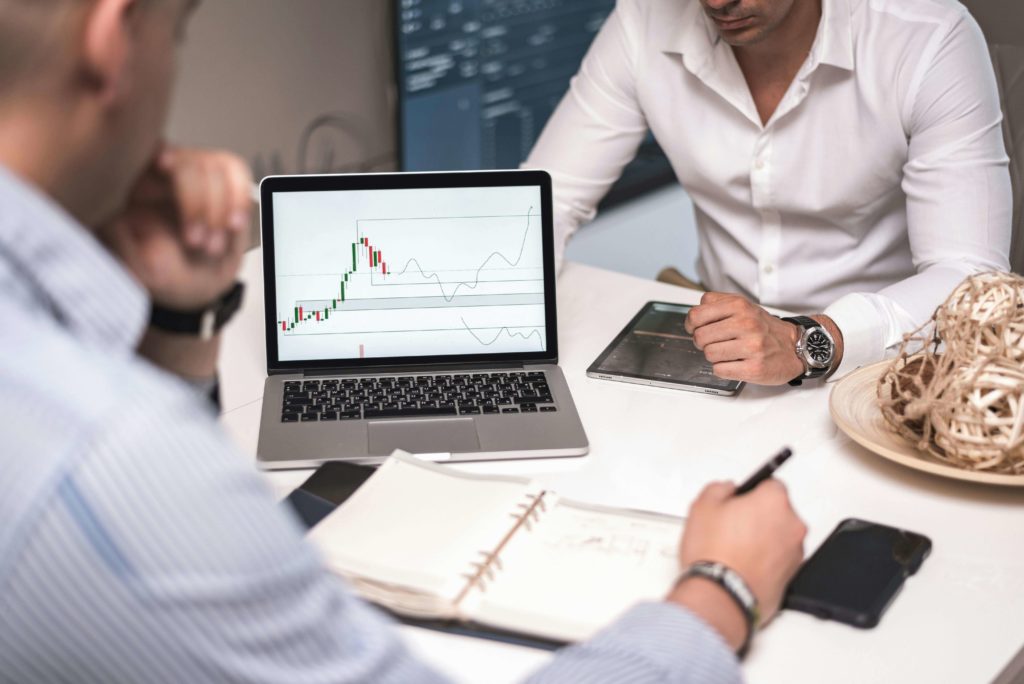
[527,599,741,684]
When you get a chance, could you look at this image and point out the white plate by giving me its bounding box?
[830,361,1024,487]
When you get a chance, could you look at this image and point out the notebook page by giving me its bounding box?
[308,453,536,602]
[469,498,684,642]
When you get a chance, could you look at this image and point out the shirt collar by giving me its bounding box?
[0,165,149,353]
[812,0,854,72]
[661,0,854,73]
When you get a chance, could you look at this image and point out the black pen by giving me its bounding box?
[735,447,793,495]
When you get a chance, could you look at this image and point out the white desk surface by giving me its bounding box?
[220,249,1024,684]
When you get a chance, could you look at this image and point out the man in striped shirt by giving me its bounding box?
[0,1,807,681]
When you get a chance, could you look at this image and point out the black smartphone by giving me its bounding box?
[784,518,932,628]
[286,461,376,530]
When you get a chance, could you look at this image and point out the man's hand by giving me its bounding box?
[667,480,806,652]
[685,292,843,385]
[103,146,253,310]
[101,146,253,380]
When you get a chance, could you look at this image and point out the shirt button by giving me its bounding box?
[763,263,775,274]
[754,159,765,170]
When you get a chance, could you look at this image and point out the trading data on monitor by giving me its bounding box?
[396,0,674,204]
[273,185,547,362]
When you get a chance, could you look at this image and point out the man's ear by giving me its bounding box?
[79,0,138,104]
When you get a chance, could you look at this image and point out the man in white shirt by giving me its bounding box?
[526,0,1012,385]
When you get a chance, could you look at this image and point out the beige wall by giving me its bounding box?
[167,0,397,179]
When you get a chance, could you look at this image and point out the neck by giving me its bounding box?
[733,0,822,75]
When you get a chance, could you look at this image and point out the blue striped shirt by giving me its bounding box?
[0,166,741,683]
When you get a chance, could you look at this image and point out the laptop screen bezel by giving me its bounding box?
[260,171,559,373]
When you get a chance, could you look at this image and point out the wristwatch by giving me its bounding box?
[678,560,759,657]
[149,282,245,341]
[783,315,835,386]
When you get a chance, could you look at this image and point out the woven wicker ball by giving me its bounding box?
[928,357,1024,473]
[935,271,1024,362]
[878,271,1024,473]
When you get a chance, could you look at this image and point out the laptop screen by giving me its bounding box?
[262,173,555,370]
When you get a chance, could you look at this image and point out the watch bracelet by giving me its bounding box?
[677,560,759,658]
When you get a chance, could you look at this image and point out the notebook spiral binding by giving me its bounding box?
[454,490,550,607]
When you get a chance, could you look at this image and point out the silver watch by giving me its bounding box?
[783,316,835,385]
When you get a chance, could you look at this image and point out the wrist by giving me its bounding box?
[667,575,748,654]
[138,326,221,381]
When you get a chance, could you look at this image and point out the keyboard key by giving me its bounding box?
[501,407,520,414]
[321,411,338,421]
[300,413,319,422]
[285,396,312,406]
[459,406,481,415]
[482,406,500,414]
[540,406,558,412]
[340,410,361,420]
[281,413,299,422]
[364,406,458,419]
[521,406,538,413]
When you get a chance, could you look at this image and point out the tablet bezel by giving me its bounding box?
[586,301,744,396]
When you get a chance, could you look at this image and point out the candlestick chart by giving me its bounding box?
[273,196,546,362]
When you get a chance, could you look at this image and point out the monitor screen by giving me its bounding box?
[271,183,549,363]
[395,0,675,206]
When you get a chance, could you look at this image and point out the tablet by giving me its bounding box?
[586,301,744,396]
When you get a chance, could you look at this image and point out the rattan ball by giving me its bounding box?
[935,271,1024,362]
[878,271,1024,473]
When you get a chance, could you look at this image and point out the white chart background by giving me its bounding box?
[272,185,547,362]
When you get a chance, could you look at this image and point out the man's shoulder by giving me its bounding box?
[854,0,970,35]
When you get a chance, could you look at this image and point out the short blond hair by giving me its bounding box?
[0,0,85,95]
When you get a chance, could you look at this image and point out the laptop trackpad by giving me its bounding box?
[367,418,480,456]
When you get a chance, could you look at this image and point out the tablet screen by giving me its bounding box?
[588,302,742,394]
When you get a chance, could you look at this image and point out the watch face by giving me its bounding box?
[806,329,833,367]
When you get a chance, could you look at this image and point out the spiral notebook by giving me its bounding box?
[307,453,684,644]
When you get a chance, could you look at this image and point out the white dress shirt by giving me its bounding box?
[527,0,1012,378]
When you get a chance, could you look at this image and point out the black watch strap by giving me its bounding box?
[149,282,245,340]
[783,316,830,386]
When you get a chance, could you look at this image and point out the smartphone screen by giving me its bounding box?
[784,518,931,628]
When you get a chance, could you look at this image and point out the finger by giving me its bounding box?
[220,154,254,233]
[172,158,211,248]
[206,226,228,257]
[711,360,758,382]
[200,159,229,240]
[691,319,741,350]
[702,340,749,364]
[699,291,736,305]
[686,302,735,332]
[696,481,736,505]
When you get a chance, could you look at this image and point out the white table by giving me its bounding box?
[219,249,1024,683]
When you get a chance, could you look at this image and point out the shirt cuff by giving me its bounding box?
[823,293,887,380]
[529,602,741,684]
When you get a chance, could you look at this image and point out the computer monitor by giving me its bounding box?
[394,0,676,208]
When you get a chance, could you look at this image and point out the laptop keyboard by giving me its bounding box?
[280,371,556,423]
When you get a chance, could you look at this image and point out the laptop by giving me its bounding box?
[255,170,589,469]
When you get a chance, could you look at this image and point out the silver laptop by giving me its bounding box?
[256,170,589,469]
